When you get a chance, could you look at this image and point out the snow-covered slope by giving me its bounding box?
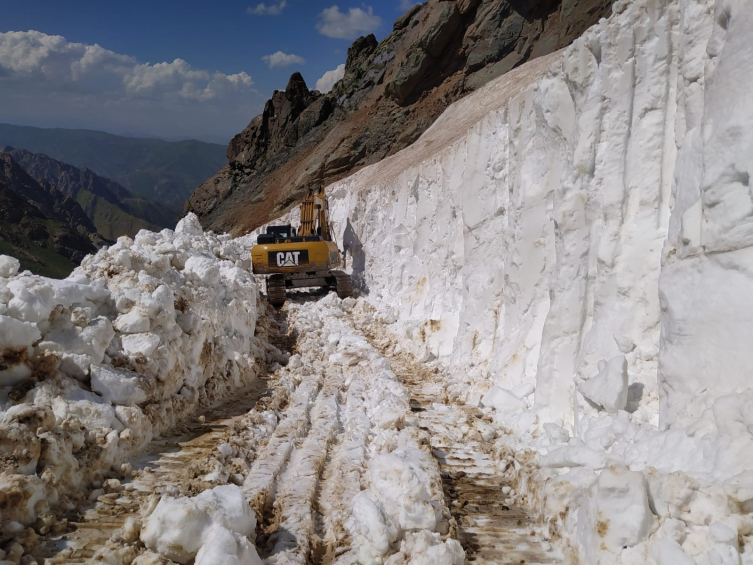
[324,0,753,561]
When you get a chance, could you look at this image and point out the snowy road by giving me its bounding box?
[31,292,556,564]
[359,323,560,565]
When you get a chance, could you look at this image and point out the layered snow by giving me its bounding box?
[0,214,268,531]
[322,0,753,562]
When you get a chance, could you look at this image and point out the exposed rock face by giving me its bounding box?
[3,147,176,240]
[188,0,614,234]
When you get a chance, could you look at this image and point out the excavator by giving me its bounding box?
[251,186,353,307]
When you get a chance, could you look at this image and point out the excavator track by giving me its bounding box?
[330,270,353,299]
[267,274,287,307]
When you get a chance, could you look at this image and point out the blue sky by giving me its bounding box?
[0,0,420,143]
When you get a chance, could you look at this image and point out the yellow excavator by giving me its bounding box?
[251,186,353,307]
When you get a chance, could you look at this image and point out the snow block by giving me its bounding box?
[90,365,149,406]
[577,466,654,562]
[115,308,151,334]
[650,539,695,565]
[184,256,221,286]
[121,332,161,357]
[577,355,628,413]
[480,386,528,412]
[141,485,259,564]
[0,314,40,349]
[0,255,20,278]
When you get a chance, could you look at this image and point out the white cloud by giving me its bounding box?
[262,51,306,69]
[315,63,346,93]
[0,30,260,141]
[397,0,421,10]
[316,6,382,40]
[247,0,287,15]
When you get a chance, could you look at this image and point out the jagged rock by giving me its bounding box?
[188,0,615,234]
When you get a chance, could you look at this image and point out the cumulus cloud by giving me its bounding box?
[262,51,306,69]
[316,6,382,40]
[315,64,346,93]
[0,30,261,141]
[247,0,287,15]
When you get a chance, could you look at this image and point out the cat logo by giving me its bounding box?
[269,250,308,267]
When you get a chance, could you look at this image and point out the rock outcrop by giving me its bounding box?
[188,0,614,234]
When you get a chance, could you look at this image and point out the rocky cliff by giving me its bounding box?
[188,0,614,234]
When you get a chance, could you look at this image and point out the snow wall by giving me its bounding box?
[325,0,753,560]
[329,0,752,442]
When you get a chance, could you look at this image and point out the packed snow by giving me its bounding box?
[2,0,753,562]
[0,215,269,546]
[321,0,753,562]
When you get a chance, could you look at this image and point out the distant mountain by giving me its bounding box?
[3,147,177,241]
[0,123,227,207]
[0,154,98,278]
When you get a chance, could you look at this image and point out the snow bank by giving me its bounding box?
[321,0,753,562]
[0,214,267,531]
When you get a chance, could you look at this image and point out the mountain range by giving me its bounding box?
[2,147,175,241]
[0,123,227,207]
[0,153,99,278]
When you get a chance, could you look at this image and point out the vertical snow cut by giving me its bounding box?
[322,0,753,562]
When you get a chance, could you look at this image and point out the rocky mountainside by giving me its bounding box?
[188,0,614,234]
[0,123,226,207]
[0,154,97,277]
[3,147,176,240]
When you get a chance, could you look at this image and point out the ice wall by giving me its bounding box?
[660,0,753,428]
[327,0,724,434]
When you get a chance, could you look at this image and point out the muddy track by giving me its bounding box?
[34,307,294,563]
[361,326,558,564]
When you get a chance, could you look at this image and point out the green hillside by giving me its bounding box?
[0,123,227,207]
[5,147,179,240]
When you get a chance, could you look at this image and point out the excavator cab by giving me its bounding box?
[251,187,353,307]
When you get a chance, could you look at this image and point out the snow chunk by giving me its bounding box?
[0,255,20,278]
[577,466,654,562]
[650,539,695,565]
[577,355,628,413]
[369,447,443,532]
[195,527,262,565]
[481,386,527,412]
[386,531,465,565]
[121,333,161,357]
[6,277,55,322]
[91,365,148,406]
[0,314,40,349]
[175,213,204,236]
[115,308,151,334]
[141,485,259,564]
[184,256,220,286]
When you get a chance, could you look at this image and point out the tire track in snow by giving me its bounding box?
[360,325,559,565]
